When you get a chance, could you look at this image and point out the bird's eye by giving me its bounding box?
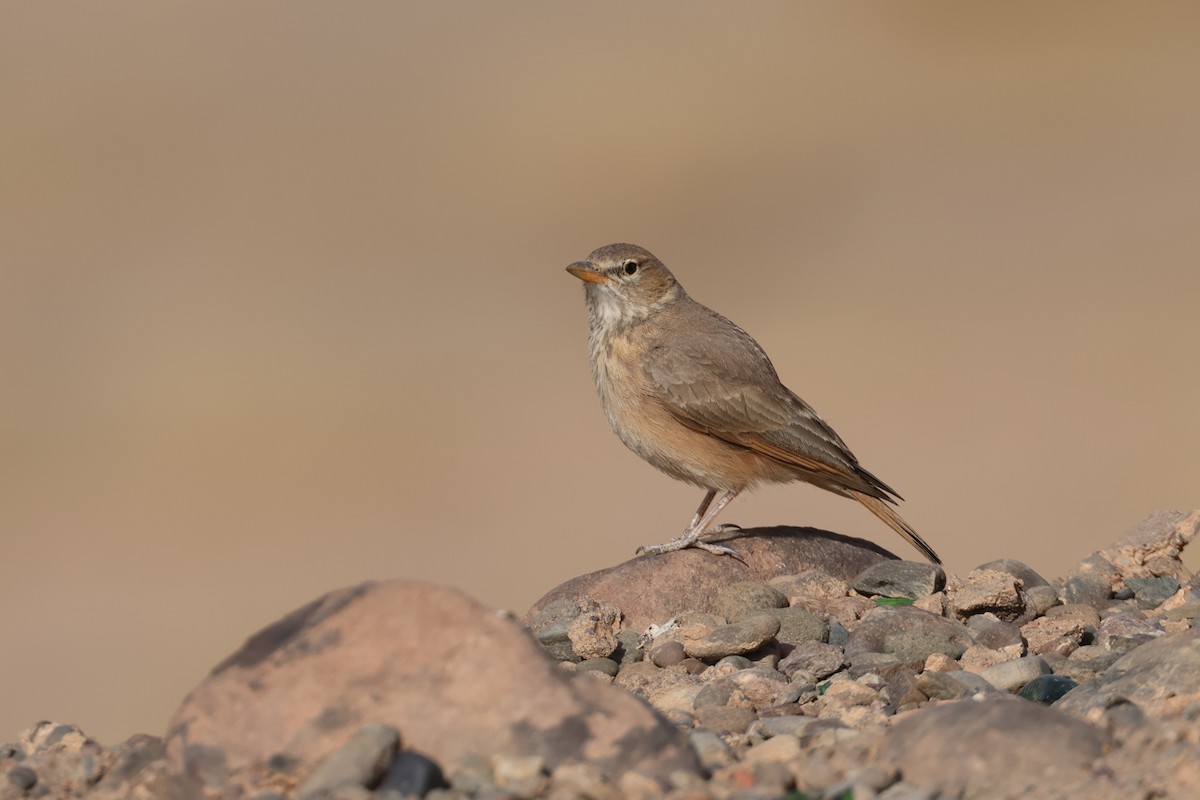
[622,260,639,275]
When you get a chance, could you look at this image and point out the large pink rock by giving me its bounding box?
[166,580,698,784]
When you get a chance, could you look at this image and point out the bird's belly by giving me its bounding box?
[597,373,793,491]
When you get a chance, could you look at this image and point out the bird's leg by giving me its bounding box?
[685,489,717,531]
[636,489,743,558]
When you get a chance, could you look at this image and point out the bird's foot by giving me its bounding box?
[635,527,744,561]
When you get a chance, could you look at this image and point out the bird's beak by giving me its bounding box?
[566,262,610,286]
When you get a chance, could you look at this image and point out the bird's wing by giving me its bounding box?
[643,307,897,501]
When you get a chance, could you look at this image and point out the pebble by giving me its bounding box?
[778,640,845,680]
[687,729,734,771]
[852,560,946,599]
[976,558,1051,588]
[1025,585,1061,616]
[709,581,789,621]
[1126,576,1181,610]
[491,755,547,799]
[846,606,974,663]
[694,705,756,734]
[1057,554,1117,608]
[1097,614,1164,652]
[740,733,802,763]
[946,569,1025,621]
[760,606,828,647]
[978,656,1051,692]
[1018,674,1078,703]
[377,751,445,799]
[649,641,686,667]
[297,723,400,799]
[683,613,780,660]
[7,766,37,791]
[576,657,619,676]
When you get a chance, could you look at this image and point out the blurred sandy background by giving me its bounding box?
[3,2,1199,744]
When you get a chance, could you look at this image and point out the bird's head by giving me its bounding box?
[566,243,683,328]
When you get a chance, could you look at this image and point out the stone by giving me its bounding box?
[877,698,1109,798]
[576,658,619,676]
[1056,628,1200,718]
[945,569,1026,621]
[778,640,845,681]
[492,754,547,799]
[708,581,788,621]
[377,750,446,799]
[1096,613,1164,653]
[1057,554,1118,609]
[1099,510,1200,582]
[769,570,850,602]
[297,724,399,799]
[851,560,945,599]
[693,705,755,734]
[758,606,828,647]
[1125,576,1181,610]
[1024,585,1061,616]
[166,581,699,784]
[686,730,733,772]
[648,641,685,668]
[523,528,895,633]
[978,656,1051,692]
[567,600,622,660]
[975,558,1051,588]
[1021,614,1088,656]
[682,613,780,660]
[1018,675,1078,704]
[740,734,802,764]
[845,606,974,663]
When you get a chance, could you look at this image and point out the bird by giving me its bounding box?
[565,242,941,564]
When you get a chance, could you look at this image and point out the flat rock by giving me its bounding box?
[876,698,1110,798]
[683,613,780,660]
[845,606,974,663]
[1055,627,1200,718]
[166,581,699,784]
[976,558,1051,588]
[524,527,895,632]
[851,560,945,599]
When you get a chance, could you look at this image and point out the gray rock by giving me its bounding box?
[778,640,845,680]
[1024,585,1061,616]
[649,640,686,667]
[916,671,970,701]
[683,613,780,660]
[7,767,36,791]
[709,581,789,621]
[692,678,736,710]
[614,631,644,666]
[978,656,1051,692]
[1126,576,1181,610]
[827,620,850,646]
[694,705,755,734]
[576,658,619,676]
[1018,674,1078,704]
[852,560,946,599]
[877,698,1108,798]
[747,716,819,738]
[1057,554,1117,609]
[1056,627,1200,718]
[298,724,399,799]
[846,606,974,663]
[377,751,445,799]
[976,558,1050,588]
[687,730,733,771]
[759,606,828,646]
[968,617,1024,651]
[532,619,575,662]
[1096,613,1164,653]
[883,668,926,708]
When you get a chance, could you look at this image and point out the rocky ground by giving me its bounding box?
[4,511,1200,800]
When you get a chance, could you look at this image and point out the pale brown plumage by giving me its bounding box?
[566,242,941,564]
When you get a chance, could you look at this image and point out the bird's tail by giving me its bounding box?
[847,489,942,565]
